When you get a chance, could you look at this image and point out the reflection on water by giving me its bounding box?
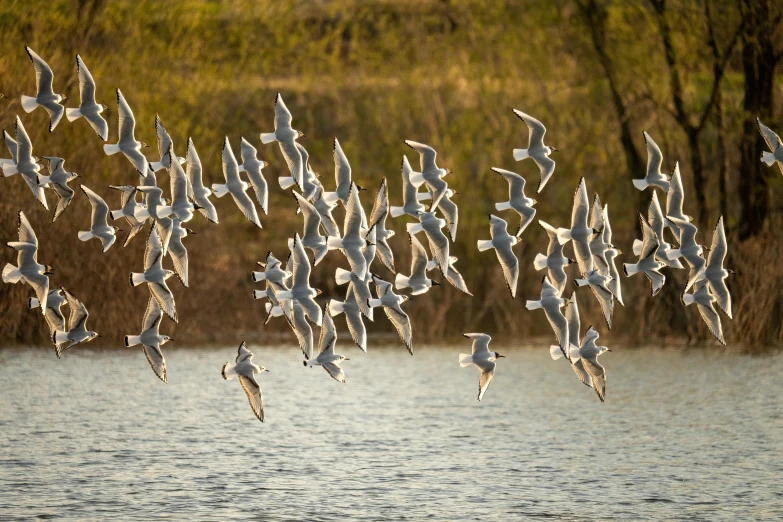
[0,344,781,521]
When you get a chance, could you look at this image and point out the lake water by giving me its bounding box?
[0,343,781,521]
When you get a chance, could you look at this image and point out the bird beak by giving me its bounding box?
[616,249,623,255]
[432,280,441,286]
[264,369,270,372]
[497,354,505,358]
[452,191,459,195]
[551,147,558,152]
[169,338,175,342]
[345,358,351,361]
[187,229,196,234]
[61,96,69,103]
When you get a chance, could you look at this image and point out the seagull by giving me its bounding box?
[548,292,592,387]
[251,251,291,286]
[3,116,48,209]
[295,142,321,201]
[168,146,195,223]
[65,55,108,140]
[588,195,608,272]
[525,276,568,353]
[682,280,725,345]
[185,137,218,224]
[395,233,441,295]
[757,117,783,176]
[150,115,184,172]
[633,131,670,192]
[78,185,119,252]
[633,192,683,269]
[435,189,459,241]
[212,137,262,228]
[574,269,614,330]
[323,138,358,206]
[124,297,172,383]
[311,185,341,238]
[458,333,504,401]
[600,205,624,306]
[666,216,706,293]
[103,89,150,175]
[492,168,537,237]
[53,287,99,358]
[285,298,314,361]
[369,178,396,271]
[328,282,368,352]
[556,177,597,276]
[260,93,304,189]
[305,304,348,383]
[130,229,178,322]
[38,156,77,222]
[293,191,328,265]
[134,186,174,254]
[623,214,666,297]
[238,137,269,214]
[28,288,66,342]
[334,263,374,321]
[511,110,557,192]
[108,185,146,247]
[703,216,733,319]
[2,211,53,314]
[390,155,427,218]
[167,218,193,287]
[404,140,450,212]
[407,211,450,275]
[0,129,18,168]
[664,162,689,242]
[21,47,67,131]
[221,341,268,422]
[570,326,611,402]
[369,274,413,354]
[440,257,473,296]
[325,183,368,280]
[274,234,323,326]
[534,221,575,296]
[477,214,521,297]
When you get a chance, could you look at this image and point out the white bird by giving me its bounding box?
[632,191,683,269]
[78,185,119,252]
[511,110,557,192]
[65,55,108,140]
[390,155,426,218]
[108,185,146,247]
[757,117,783,176]
[260,93,304,189]
[168,146,195,223]
[404,140,450,212]
[221,341,268,422]
[293,191,328,265]
[492,167,537,236]
[251,251,291,286]
[334,240,375,322]
[21,47,67,131]
[329,282,368,352]
[600,205,624,306]
[103,89,150,175]
[395,233,441,295]
[0,129,18,168]
[38,156,78,222]
[440,257,473,296]
[525,276,568,354]
[167,218,193,287]
[134,185,174,254]
[52,287,99,358]
[185,137,218,224]
[549,292,592,388]
[623,214,666,297]
[574,269,614,330]
[305,304,348,383]
[130,229,178,322]
[588,195,609,272]
[323,138,359,206]
[28,288,66,344]
[570,326,611,402]
[150,115,184,172]
[682,280,725,345]
[533,221,574,296]
[664,162,689,242]
[633,131,670,192]
[285,298,314,361]
[556,177,597,276]
[369,178,396,272]
[3,211,53,314]
[703,216,733,319]
[477,214,521,297]
[295,142,321,201]
[435,189,459,241]
[666,216,706,293]
[274,234,323,326]
[407,211,450,275]
[369,275,412,354]
[212,137,262,228]
[124,297,172,383]
[458,333,504,401]
[326,183,368,280]
[3,116,48,210]
[238,137,269,214]
[311,184,341,238]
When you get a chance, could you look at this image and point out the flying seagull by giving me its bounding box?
[682,280,725,345]
[323,138,358,206]
[28,288,66,344]
[150,115,184,172]
[395,233,441,295]
[103,89,150,175]
[369,178,396,271]
[293,191,328,265]
[185,137,218,224]
[221,341,268,422]
[757,117,783,176]
[533,220,574,296]
[511,110,557,192]
[238,137,269,214]
[549,292,593,388]
[492,167,537,236]
[304,304,349,383]
[477,214,521,298]
[390,155,426,218]
[130,228,178,322]
[53,287,99,358]
[260,93,304,190]
[458,333,504,401]
[125,297,172,383]
[167,218,193,287]
[600,205,624,306]
[525,276,568,354]
[666,216,706,293]
[404,140,450,212]
[2,211,53,314]
[623,214,666,297]
[369,274,413,354]
[212,137,262,228]
[556,177,597,276]
[633,131,670,192]
[274,234,323,326]
[703,215,733,319]
[574,269,614,330]
[570,326,611,402]
[3,116,48,209]
[326,183,368,280]
[78,185,119,252]
[328,282,368,352]
[38,156,78,222]
[407,211,450,276]
[21,47,67,131]
[65,55,108,140]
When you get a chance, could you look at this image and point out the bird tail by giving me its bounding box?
[65,108,82,121]
[477,239,494,252]
[110,209,125,220]
[761,151,776,166]
[2,163,18,176]
[574,278,588,287]
[406,223,424,234]
[251,271,266,282]
[221,362,237,380]
[495,201,512,211]
[252,289,268,300]
[328,300,345,315]
[533,253,548,271]
[322,191,341,206]
[130,272,146,287]
[425,259,438,272]
[525,300,543,310]
[389,206,405,218]
[326,237,345,249]
[556,228,572,245]
[408,171,426,188]
[682,292,695,306]
[667,248,682,259]
[278,176,296,190]
[275,290,293,300]
[632,178,648,191]
[21,95,39,112]
[632,239,642,256]
[125,335,141,347]
[37,175,51,186]
[513,148,529,161]
[368,298,383,308]
[2,264,23,283]
[549,345,564,360]
[264,303,284,319]
[28,297,40,309]
[77,231,94,241]
[416,192,432,201]
[211,184,229,198]
[459,353,474,367]
[623,263,638,276]
[335,267,352,285]
[103,143,121,155]
[260,132,277,144]
[395,273,410,289]
[54,330,70,343]
[569,344,582,361]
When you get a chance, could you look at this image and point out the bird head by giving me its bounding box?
[89,331,100,341]
[141,142,150,148]
[531,198,539,206]
[58,94,68,103]
[298,131,306,138]
[386,230,396,239]
[549,146,558,153]
[185,228,196,235]
[728,268,737,275]
[401,295,410,302]
[356,184,366,191]
[164,269,175,278]
[316,288,324,296]
[101,104,109,111]
[432,280,441,286]
[567,258,576,265]
[44,265,55,275]
[113,226,122,233]
[494,352,505,358]
[162,335,173,344]
[262,161,269,168]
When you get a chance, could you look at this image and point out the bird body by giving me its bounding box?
[78,185,119,252]
[458,333,504,401]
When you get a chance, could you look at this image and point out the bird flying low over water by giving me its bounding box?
[570,326,611,402]
[53,287,99,358]
[222,342,268,422]
[125,297,172,383]
[459,333,504,401]
[305,304,349,383]
[130,229,178,322]
[3,211,53,314]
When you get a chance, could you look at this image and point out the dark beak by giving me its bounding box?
[497,354,506,358]
[432,280,441,286]
[264,369,270,372]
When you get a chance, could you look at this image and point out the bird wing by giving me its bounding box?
[757,118,783,176]
[470,334,492,355]
[318,306,337,356]
[513,110,547,148]
[290,234,313,290]
[644,268,666,297]
[375,236,395,273]
[385,305,413,355]
[17,211,38,246]
[167,226,189,287]
[647,191,667,238]
[294,191,323,243]
[444,263,472,296]
[565,292,581,355]
[142,344,167,383]
[26,47,55,98]
[573,239,594,276]
[643,131,664,180]
[495,243,519,298]
[333,138,352,189]
[141,297,164,333]
[154,116,173,167]
[581,357,606,402]
[477,364,496,401]
[3,130,18,163]
[84,111,109,141]
[221,137,241,184]
[571,177,589,228]
[116,89,137,143]
[437,194,458,241]
[423,221,450,275]
[369,178,389,226]
[533,155,556,193]
[409,233,429,278]
[543,302,568,351]
[238,374,265,422]
[590,283,614,330]
[81,185,110,229]
[62,287,88,332]
[697,301,726,345]
[405,141,437,173]
[236,341,253,363]
[75,55,97,107]
[321,362,346,383]
[489,214,509,239]
[279,138,303,187]
[343,183,363,239]
[570,359,593,387]
[289,301,314,360]
[273,93,293,130]
[638,214,659,261]
[344,284,368,351]
[14,117,34,164]
[149,281,177,323]
[185,138,205,192]
[144,229,164,270]
[230,186,262,229]
[707,216,727,271]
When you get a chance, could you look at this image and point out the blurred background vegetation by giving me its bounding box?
[0,0,781,348]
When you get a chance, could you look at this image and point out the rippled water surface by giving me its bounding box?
[1,344,782,520]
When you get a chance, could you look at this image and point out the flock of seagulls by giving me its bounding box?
[3,46,776,422]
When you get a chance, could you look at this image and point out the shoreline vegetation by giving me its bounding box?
[0,1,781,349]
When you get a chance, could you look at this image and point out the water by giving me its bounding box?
[0,344,781,521]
